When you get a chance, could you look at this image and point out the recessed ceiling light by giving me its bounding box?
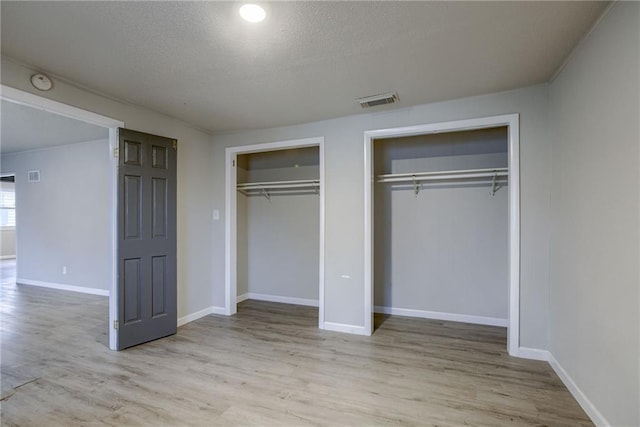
[239,4,266,23]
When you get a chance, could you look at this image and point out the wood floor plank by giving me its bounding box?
[0,266,592,426]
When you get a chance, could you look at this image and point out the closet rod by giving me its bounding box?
[237,179,319,190]
[378,168,509,179]
[378,171,508,183]
[377,167,508,182]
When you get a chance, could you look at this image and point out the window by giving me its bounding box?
[0,185,15,228]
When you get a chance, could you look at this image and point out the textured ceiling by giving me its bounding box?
[0,100,109,154]
[1,1,608,133]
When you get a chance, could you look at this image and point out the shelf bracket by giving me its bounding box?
[413,175,420,197]
[260,186,271,201]
[491,172,498,196]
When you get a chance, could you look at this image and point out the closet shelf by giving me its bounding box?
[237,179,320,200]
[376,167,508,183]
[237,179,319,190]
[377,167,508,196]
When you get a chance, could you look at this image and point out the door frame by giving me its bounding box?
[225,137,325,327]
[363,114,520,356]
[1,85,125,350]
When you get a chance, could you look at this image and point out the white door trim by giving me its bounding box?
[225,137,326,328]
[1,85,122,128]
[363,114,520,356]
[1,84,125,351]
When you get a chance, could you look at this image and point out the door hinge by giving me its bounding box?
[114,147,119,158]
[113,320,119,330]
[232,160,235,167]
[172,140,177,151]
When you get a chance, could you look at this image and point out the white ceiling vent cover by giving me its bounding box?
[356,92,398,108]
[28,170,40,183]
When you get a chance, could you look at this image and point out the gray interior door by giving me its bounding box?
[117,128,177,350]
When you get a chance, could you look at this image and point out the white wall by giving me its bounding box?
[549,3,640,426]
[1,57,215,319]
[373,130,508,320]
[213,84,551,348]
[1,140,111,291]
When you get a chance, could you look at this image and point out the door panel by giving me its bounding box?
[152,178,167,238]
[124,175,142,240]
[124,258,141,323]
[117,128,177,350]
[152,145,167,169]
[124,140,142,165]
[152,255,167,317]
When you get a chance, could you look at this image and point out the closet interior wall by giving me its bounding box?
[373,127,509,323]
[237,147,320,305]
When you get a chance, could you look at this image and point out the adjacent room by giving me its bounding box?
[0,100,112,295]
[0,1,638,426]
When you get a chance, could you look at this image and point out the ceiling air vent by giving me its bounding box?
[28,170,40,183]
[356,92,398,109]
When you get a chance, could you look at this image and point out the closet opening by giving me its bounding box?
[364,114,520,356]
[225,137,325,328]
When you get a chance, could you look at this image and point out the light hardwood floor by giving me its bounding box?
[1,266,591,426]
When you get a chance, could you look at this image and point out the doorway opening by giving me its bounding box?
[0,85,124,350]
[225,137,325,327]
[364,114,521,356]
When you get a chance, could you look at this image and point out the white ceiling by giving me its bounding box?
[0,100,109,154]
[1,1,608,133]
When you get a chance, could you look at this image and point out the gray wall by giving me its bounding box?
[374,130,508,319]
[213,84,552,349]
[237,192,249,297]
[1,56,216,319]
[1,229,16,258]
[549,2,639,425]
[241,194,319,300]
[1,140,111,290]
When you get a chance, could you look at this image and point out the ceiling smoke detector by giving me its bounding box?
[30,73,52,91]
[356,92,398,108]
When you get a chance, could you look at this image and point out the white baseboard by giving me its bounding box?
[506,348,607,426]
[17,278,109,296]
[236,293,249,303]
[245,293,319,307]
[374,305,508,327]
[211,306,226,315]
[548,354,609,427]
[321,321,368,335]
[514,347,549,361]
[0,255,16,260]
[177,306,226,327]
